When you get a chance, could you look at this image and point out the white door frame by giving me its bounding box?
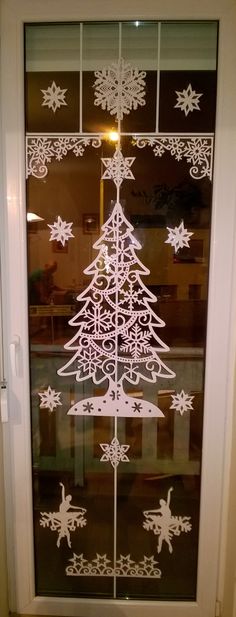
[1,1,236,615]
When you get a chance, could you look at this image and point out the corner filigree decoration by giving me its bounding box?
[133,135,214,180]
[26,135,102,179]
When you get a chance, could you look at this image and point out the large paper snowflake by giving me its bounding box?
[38,385,62,413]
[100,437,130,468]
[48,215,74,246]
[170,390,194,416]
[143,487,192,554]
[165,221,193,253]
[94,58,146,121]
[102,149,135,187]
[41,81,68,113]
[174,83,203,117]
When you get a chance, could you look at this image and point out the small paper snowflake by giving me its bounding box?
[174,83,203,117]
[165,221,193,253]
[102,149,135,187]
[170,390,194,416]
[100,437,130,468]
[48,215,74,246]
[94,57,146,121]
[120,324,152,358]
[41,81,68,113]
[38,385,62,413]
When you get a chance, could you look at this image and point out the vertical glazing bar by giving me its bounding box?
[118,21,122,61]
[117,21,122,142]
[155,22,161,133]
[112,20,123,599]
[113,416,117,598]
[79,22,83,133]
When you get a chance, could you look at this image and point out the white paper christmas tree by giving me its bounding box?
[58,200,175,417]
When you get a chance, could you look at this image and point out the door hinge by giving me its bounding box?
[215,600,222,617]
[0,379,8,423]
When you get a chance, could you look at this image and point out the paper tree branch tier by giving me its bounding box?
[58,202,175,417]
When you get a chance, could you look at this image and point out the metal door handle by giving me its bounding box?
[10,335,20,377]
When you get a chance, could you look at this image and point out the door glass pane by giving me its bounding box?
[25,20,218,601]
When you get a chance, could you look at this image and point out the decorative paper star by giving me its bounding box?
[165,221,193,253]
[102,149,135,187]
[92,554,111,570]
[41,81,68,113]
[175,83,203,117]
[100,437,130,468]
[170,390,194,416]
[38,385,62,413]
[48,215,74,247]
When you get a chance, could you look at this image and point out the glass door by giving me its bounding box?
[2,2,236,616]
[25,19,217,601]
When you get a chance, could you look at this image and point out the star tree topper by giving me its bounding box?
[102,148,135,188]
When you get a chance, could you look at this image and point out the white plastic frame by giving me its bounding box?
[1,1,236,616]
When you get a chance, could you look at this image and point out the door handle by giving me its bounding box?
[0,381,8,422]
[10,335,20,377]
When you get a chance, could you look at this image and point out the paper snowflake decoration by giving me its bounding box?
[94,57,146,121]
[102,148,135,188]
[170,390,194,416]
[41,81,68,113]
[165,221,193,253]
[48,215,74,246]
[38,385,62,413]
[100,437,130,468]
[174,83,203,117]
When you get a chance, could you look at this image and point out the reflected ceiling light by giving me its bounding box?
[85,216,95,224]
[27,212,44,222]
[108,130,119,143]
[135,20,140,27]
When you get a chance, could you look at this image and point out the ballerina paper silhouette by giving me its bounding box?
[143,487,192,554]
[40,483,87,548]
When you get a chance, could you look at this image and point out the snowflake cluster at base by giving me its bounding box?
[66,553,161,578]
